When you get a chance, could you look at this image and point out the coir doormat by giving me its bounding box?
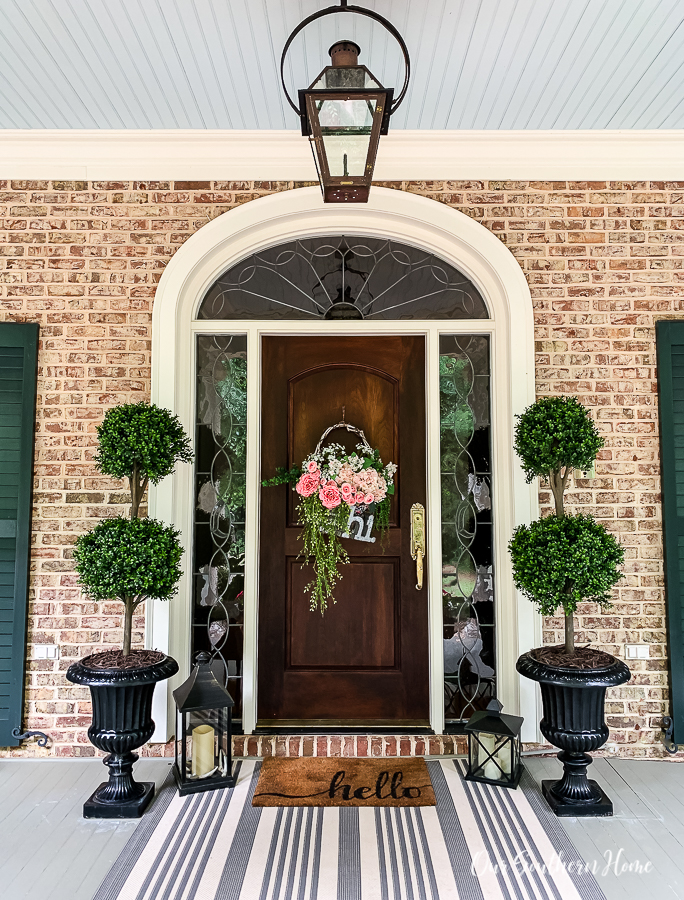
[252,756,436,807]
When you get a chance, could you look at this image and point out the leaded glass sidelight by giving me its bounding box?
[193,335,247,725]
[198,236,488,321]
[440,335,495,727]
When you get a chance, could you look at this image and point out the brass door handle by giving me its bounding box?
[410,503,426,590]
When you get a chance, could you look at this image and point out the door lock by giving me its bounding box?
[410,503,426,590]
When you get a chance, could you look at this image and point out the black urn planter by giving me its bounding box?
[67,653,179,818]
[517,651,630,817]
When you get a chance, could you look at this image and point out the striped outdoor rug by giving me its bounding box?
[94,759,606,900]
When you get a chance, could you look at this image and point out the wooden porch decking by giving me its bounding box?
[0,755,681,900]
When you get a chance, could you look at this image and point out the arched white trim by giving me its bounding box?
[149,186,540,742]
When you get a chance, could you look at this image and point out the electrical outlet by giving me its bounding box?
[625,644,649,660]
[34,645,60,660]
[574,463,596,479]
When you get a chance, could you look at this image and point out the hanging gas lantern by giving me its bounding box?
[280,1,410,203]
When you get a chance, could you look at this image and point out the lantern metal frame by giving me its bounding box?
[280,1,410,203]
[464,698,524,790]
[173,652,236,796]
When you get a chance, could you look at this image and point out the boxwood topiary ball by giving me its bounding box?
[509,513,624,616]
[94,402,192,484]
[73,516,183,602]
[514,396,603,483]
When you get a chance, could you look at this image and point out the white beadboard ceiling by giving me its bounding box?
[1,0,683,131]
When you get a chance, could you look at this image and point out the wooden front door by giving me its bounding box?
[258,336,428,726]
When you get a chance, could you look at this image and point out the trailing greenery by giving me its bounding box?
[298,496,351,613]
[262,466,302,488]
[375,497,391,533]
[95,401,193,518]
[509,395,622,656]
[74,516,183,655]
[509,514,624,616]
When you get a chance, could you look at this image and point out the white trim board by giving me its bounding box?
[148,186,540,744]
[0,129,683,180]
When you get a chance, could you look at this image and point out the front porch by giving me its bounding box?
[1,754,678,900]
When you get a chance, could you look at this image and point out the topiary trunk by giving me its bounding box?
[550,467,575,656]
[122,596,135,657]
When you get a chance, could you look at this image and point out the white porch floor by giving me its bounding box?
[0,755,680,900]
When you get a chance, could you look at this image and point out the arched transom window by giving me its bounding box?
[198,235,489,321]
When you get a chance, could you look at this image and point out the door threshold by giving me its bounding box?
[254,726,435,736]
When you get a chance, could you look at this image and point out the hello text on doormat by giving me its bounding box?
[252,757,436,807]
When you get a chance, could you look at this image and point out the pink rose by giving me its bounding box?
[319,485,341,509]
[326,480,337,488]
[307,460,318,473]
[340,482,354,500]
[296,472,320,497]
[364,493,374,505]
[355,491,365,504]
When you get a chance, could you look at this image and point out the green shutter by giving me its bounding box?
[0,323,38,747]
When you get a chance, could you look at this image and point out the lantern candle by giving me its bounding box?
[496,746,512,775]
[479,733,499,780]
[192,724,215,778]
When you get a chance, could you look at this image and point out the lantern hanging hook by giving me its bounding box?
[279,0,411,118]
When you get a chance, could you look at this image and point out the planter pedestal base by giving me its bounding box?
[541,750,614,817]
[84,780,155,819]
[542,779,613,817]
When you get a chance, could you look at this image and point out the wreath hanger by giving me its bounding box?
[315,407,373,456]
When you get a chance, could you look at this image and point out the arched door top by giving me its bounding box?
[198,234,489,321]
[152,186,532,337]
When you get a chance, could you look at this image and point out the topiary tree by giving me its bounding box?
[94,401,192,519]
[74,403,191,657]
[509,397,623,656]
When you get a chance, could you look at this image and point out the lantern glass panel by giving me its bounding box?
[472,731,513,780]
[182,708,230,782]
[311,68,382,90]
[317,99,376,177]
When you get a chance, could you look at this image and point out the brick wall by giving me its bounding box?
[0,178,681,758]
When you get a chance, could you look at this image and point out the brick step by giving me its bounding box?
[232,734,468,758]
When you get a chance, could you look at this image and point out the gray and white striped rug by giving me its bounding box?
[94,759,606,900]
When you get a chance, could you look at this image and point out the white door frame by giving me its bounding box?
[149,186,540,742]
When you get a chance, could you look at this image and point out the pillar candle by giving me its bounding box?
[478,733,499,780]
[192,724,215,777]
[496,745,512,775]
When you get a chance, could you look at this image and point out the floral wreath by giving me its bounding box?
[263,421,396,614]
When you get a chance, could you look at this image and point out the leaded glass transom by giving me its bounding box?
[198,236,488,321]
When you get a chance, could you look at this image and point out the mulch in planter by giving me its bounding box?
[84,649,167,670]
[531,645,616,670]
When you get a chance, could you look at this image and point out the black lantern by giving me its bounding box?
[173,652,235,795]
[280,1,410,203]
[465,699,523,789]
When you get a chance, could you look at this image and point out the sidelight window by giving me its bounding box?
[193,335,247,725]
[439,335,495,728]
